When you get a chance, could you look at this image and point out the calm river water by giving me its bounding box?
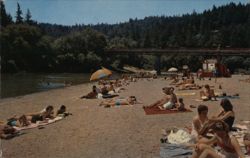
[0,73,91,99]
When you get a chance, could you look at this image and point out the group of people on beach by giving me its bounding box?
[158,74,250,157]
[80,78,130,99]
[188,98,250,158]
[0,105,71,139]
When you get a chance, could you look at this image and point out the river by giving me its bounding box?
[0,73,91,99]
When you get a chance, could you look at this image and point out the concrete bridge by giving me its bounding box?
[104,48,250,74]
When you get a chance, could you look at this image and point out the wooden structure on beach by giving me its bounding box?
[200,59,231,77]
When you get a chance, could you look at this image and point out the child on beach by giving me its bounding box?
[170,98,186,111]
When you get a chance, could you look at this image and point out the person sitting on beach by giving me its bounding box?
[145,87,177,109]
[56,105,72,117]
[190,105,209,141]
[158,87,178,110]
[192,120,244,158]
[99,96,138,107]
[80,85,99,99]
[200,84,217,101]
[170,98,186,111]
[210,98,235,131]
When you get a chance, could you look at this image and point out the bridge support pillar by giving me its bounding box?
[154,55,161,75]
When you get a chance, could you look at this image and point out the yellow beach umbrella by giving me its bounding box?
[90,67,112,81]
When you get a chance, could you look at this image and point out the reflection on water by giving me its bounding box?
[1,73,91,99]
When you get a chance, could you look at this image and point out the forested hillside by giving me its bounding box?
[1,1,250,73]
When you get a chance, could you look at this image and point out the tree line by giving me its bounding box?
[1,1,250,73]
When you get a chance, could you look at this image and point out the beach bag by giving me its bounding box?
[167,129,192,144]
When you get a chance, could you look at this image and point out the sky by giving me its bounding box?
[4,0,250,26]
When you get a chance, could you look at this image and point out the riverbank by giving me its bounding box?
[0,75,250,158]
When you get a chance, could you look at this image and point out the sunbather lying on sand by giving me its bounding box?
[200,84,217,101]
[175,77,195,86]
[26,105,55,123]
[0,124,19,139]
[7,115,30,127]
[178,83,201,90]
[56,105,72,117]
[99,96,138,107]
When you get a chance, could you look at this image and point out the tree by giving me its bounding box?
[0,0,13,27]
[25,9,32,24]
[15,2,23,24]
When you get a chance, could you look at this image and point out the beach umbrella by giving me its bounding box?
[182,65,189,69]
[168,67,178,72]
[90,67,112,81]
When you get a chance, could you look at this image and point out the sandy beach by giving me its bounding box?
[1,75,250,158]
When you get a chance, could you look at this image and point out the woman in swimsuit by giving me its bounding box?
[192,120,244,158]
[210,98,235,131]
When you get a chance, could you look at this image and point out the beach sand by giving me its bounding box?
[0,75,250,158]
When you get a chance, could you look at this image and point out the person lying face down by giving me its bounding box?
[0,124,18,139]
[7,115,30,127]
[99,96,138,107]
[29,105,55,123]
[56,105,72,117]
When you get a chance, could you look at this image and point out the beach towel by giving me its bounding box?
[176,92,196,96]
[13,116,64,131]
[160,142,193,158]
[143,106,192,115]
[216,96,240,99]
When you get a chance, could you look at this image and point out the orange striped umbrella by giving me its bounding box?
[90,67,112,81]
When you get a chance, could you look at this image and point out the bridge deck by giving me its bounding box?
[104,48,250,56]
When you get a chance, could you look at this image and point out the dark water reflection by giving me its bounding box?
[0,73,91,99]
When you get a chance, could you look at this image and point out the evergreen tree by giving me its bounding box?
[15,2,23,24]
[0,0,13,27]
[25,9,32,24]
